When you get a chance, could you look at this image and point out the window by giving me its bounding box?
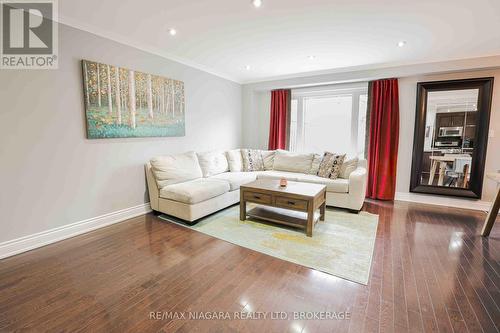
[289,84,368,158]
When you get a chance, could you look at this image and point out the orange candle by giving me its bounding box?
[280,178,288,187]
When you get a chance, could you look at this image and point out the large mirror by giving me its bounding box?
[410,78,494,198]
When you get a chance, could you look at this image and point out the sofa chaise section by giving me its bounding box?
[146,161,240,221]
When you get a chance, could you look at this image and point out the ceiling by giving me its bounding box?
[59,0,500,83]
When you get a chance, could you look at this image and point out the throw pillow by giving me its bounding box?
[260,150,276,170]
[273,150,314,173]
[150,151,203,188]
[197,151,229,177]
[317,152,346,179]
[241,149,265,171]
[309,153,323,175]
[226,149,243,172]
[339,157,359,179]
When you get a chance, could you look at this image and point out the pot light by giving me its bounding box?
[308,55,316,60]
[245,65,251,70]
[252,0,263,8]
[397,40,407,47]
[168,28,177,36]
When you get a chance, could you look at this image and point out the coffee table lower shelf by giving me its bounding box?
[246,206,321,232]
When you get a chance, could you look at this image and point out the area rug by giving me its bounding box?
[159,205,378,285]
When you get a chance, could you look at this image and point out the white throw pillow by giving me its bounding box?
[309,153,323,174]
[273,150,314,173]
[150,151,203,188]
[197,151,229,177]
[260,150,276,170]
[339,157,359,179]
[226,149,243,172]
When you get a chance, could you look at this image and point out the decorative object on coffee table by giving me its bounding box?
[240,179,326,237]
[280,178,288,188]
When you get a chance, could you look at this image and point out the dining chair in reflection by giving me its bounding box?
[444,154,471,188]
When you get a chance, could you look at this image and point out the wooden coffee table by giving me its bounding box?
[240,179,327,237]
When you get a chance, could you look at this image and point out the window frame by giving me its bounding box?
[290,83,368,157]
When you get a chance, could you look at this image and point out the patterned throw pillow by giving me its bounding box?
[241,149,265,171]
[317,152,346,179]
[309,153,323,174]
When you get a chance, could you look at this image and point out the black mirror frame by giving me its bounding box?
[410,77,494,199]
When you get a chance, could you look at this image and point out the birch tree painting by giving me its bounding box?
[82,60,185,139]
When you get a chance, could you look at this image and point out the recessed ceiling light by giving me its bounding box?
[397,40,407,47]
[245,65,251,70]
[308,55,316,60]
[168,28,177,36]
[252,0,263,8]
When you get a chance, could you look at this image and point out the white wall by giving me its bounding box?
[0,23,242,244]
[242,58,500,202]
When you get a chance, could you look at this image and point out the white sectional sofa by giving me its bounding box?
[145,150,368,222]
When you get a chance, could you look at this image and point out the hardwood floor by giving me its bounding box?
[0,200,499,332]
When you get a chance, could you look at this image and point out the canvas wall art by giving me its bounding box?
[82,60,185,138]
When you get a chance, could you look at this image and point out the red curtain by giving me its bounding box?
[366,78,400,200]
[268,89,290,150]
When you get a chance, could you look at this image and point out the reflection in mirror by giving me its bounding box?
[420,89,478,188]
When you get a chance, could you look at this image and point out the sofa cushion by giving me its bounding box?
[273,150,314,173]
[256,170,306,181]
[340,157,359,179]
[159,179,230,204]
[241,149,265,171]
[197,151,229,177]
[296,174,349,193]
[210,172,257,191]
[260,150,276,170]
[317,152,346,179]
[150,152,203,188]
[226,149,243,172]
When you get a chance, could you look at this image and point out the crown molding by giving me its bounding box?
[55,15,500,87]
[56,15,243,84]
[242,55,500,88]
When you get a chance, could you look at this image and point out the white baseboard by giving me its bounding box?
[0,203,152,260]
[395,192,492,212]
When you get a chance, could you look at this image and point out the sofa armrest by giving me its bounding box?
[348,166,368,210]
[145,163,160,211]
